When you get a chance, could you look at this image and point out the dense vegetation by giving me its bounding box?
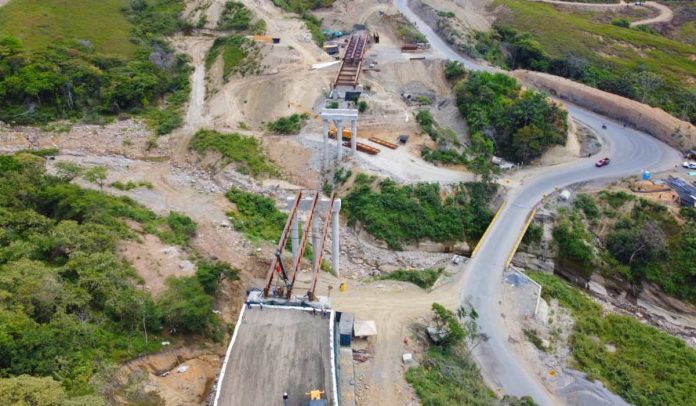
[487,0,696,124]
[189,129,279,177]
[553,191,696,303]
[529,272,696,406]
[343,174,497,250]
[0,0,190,134]
[0,153,235,401]
[225,188,287,241]
[271,0,336,45]
[454,70,567,163]
[267,113,310,134]
[379,268,444,289]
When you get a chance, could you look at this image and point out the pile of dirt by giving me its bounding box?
[512,69,696,150]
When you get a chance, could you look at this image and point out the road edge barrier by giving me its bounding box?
[471,200,506,258]
[504,205,539,268]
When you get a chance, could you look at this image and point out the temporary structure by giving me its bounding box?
[353,320,377,337]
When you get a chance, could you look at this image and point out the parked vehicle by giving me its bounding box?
[596,157,611,167]
[682,161,696,169]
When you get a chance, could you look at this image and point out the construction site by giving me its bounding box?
[2,0,696,405]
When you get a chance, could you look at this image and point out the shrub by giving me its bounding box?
[610,18,630,28]
[552,212,593,265]
[415,95,432,105]
[267,113,310,134]
[189,129,278,177]
[217,1,252,31]
[598,190,634,208]
[357,100,368,113]
[444,61,467,81]
[196,260,239,294]
[380,268,444,289]
[522,222,543,245]
[225,188,287,241]
[574,193,599,219]
[166,212,197,245]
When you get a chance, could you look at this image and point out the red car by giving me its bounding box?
[596,157,611,167]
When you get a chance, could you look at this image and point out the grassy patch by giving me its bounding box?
[406,347,497,406]
[267,113,310,134]
[189,129,279,177]
[343,174,497,250]
[110,180,154,191]
[225,188,287,241]
[528,271,696,406]
[206,35,262,79]
[0,0,135,56]
[379,268,444,289]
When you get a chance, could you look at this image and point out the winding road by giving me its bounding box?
[394,0,682,404]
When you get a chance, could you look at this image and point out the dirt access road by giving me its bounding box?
[532,0,673,26]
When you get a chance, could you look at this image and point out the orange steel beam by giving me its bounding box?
[286,192,320,299]
[308,193,336,300]
[263,191,302,297]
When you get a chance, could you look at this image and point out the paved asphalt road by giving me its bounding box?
[394,0,683,404]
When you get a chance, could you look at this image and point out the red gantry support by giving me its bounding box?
[286,192,320,299]
[264,191,302,297]
[308,193,336,301]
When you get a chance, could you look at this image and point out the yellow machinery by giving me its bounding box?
[305,389,327,405]
[328,127,352,141]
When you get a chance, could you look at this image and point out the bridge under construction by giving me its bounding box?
[333,34,366,89]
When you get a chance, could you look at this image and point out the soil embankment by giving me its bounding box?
[512,69,696,150]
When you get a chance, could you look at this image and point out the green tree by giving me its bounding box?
[55,162,83,181]
[466,132,495,182]
[431,303,465,348]
[158,277,216,333]
[82,166,108,189]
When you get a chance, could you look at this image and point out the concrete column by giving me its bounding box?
[291,213,299,264]
[336,121,343,161]
[331,200,341,277]
[350,119,357,153]
[322,119,328,168]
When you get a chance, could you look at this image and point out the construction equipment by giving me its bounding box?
[343,141,379,155]
[306,389,327,406]
[323,43,339,55]
[328,127,352,141]
[368,137,397,149]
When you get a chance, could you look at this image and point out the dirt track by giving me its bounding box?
[532,0,673,26]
